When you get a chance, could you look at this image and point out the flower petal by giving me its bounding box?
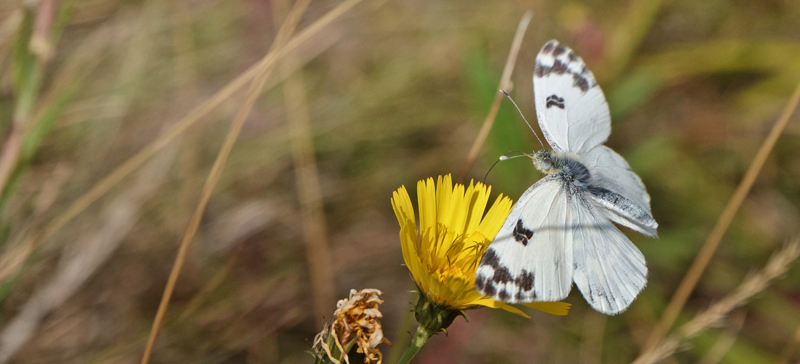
[418,178,437,246]
[477,194,513,240]
[469,297,531,318]
[462,181,488,235]
[520,302,572,316]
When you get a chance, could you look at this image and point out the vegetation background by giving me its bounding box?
[1,0,799,363]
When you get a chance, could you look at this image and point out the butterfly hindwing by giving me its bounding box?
[533,40,611,154]
[572,197,648,314]
[583,145,658,237]
[583,145,650,210]
[475,175,574,303]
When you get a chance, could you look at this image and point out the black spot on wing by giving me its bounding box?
[477,247,539,302]
[479,268,537,302]
[498,289,510,301]
[475,275,486,291]
[483,281,497,296]
[546,94,565,109]
[492,266,513,284]
[517,270,534,292]
[542,41,555,54]
[513,219,534,246]
[567,51,578,62]
[551,44,566,57]
[534,41,597,93]
[551,59,569,74]
[534,63,545,78]
[572,74,591,93]
[479,248,500,268]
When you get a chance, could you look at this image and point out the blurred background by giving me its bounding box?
[1,0,800,363]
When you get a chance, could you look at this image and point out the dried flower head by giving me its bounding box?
[313,289,391,364]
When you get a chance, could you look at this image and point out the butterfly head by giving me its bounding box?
[533,150,555,174]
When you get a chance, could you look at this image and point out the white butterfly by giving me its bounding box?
[474,40,658,315]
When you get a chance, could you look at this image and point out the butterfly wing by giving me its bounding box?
[533,40,611,155]
[475,175,574,303]
[583,145,658,237]
[572,196,648,314]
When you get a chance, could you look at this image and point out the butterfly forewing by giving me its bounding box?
[475,176,574,303]
[533,40,611,155]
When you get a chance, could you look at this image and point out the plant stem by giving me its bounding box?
[396,325,432,364]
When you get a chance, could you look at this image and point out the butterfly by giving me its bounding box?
[474,40,658,315]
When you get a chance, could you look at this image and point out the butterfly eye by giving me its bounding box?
[543,157,552,169]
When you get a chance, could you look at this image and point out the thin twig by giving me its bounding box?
[456,11,532,182]
[139,0,364,362]
[275,0,335,322]
[641,77,800,352]
[634,237,800,364]
[0,0,362,285]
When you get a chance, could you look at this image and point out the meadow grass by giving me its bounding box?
[1,1,800,363]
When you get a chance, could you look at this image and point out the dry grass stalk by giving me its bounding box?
[0,143,177,364]
[642,77,800,352]
[633,237,800,364]
[138,0,312,361]
[0,12,162,362]
[276,0,336,321]
[0,0,362,286]
[139,0,366,362]
[456,11,532,182]
[0,5,151,285]
[286,68,336,319]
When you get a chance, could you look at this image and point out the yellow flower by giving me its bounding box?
[391,175,570,317]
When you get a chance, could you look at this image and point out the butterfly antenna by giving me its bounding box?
[483,150,533,184]
[501,89,545,150]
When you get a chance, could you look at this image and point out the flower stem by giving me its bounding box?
[396,325,432,364]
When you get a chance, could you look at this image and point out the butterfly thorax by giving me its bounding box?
[533,150,593,190]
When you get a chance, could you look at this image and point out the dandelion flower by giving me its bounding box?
[392,174,570,317]
[391,175,570,363]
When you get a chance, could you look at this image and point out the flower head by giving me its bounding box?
[391,175,570,317]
